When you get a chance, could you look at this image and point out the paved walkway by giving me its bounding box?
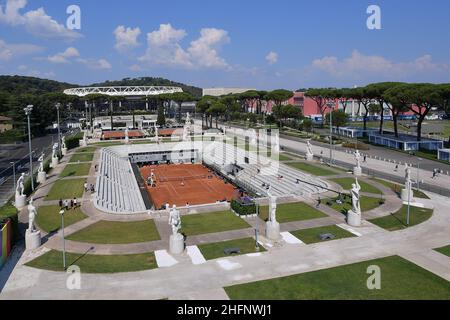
[1,192,449,300]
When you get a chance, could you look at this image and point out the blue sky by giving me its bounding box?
[0,0,449,89]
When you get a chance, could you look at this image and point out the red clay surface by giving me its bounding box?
[158,129,179,137]
[140,163,238,208]
[102,130,145,140]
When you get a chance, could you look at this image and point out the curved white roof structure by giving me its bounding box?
[63,86,183,97]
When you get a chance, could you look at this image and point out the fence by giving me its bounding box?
[0,219,12,269]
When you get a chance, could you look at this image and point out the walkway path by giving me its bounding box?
[1,192,449,300]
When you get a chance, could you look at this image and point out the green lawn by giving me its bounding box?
[435,245,450,257]
[290,225,355,244]
[259,202,327,223]
[198,237,265,260]
[70,153,94,163]
[26,250,157,273]
[46,178,86,200]
[287,162,338,176]
[369,205,433,231]
[328,195,382,214]
[67,220,160,244]
[224,255,450,300]
[278,153,292,161]
[59,163,91,178]
[76,147,97,153]
[37,205,87,233]
[331,178,381,194]
[371,178,430,199]
[181,211,250,236]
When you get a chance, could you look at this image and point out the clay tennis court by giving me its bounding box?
[102,130,145,140]
[140,163,239,208]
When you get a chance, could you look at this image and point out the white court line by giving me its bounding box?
[216,259,242,271]
[246,253,262,257]
[281,232,304,244]
[337,224,362,237]
[186,246,207,265]
[155,250,179,268]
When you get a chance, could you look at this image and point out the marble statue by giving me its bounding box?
[404,164,412,189]
[52,143,58,159]
[61,136,66,149]
[307,140,314,156]
[169,205,181,236]
[16,173,25,197]
[351,178,361,215]
[354,150,362,169]
[265,187,280,240]
[250,129,258,146]
[268,187,278,223]
[38,153,45,172]
[155,124,159,141]
[28,197,38,232]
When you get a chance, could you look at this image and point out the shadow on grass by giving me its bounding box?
[68,246,95,268]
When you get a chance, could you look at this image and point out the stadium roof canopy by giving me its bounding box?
[63,86,183,97]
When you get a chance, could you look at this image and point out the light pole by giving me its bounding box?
[10,161,15,192]
[55,103,62,155]
[406,185,411,226]
[417,157,422,192]
[60,209,66,270]
[24,105,34,191]
[327,100,335,165]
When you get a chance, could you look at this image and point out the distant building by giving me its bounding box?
[203,88,255,97]
[0,116,12,133]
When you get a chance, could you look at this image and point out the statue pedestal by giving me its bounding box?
[62,147,68,156]
[25,229,41,250]
[347,210,361,227]
[15,194,26,209]
[353,166,362,176]
[51,157,59,168]
[306,153,314,162]
[169,233,185,254]
[265,221,280,240]
[401,188,412,202]
[79,139,87,147]
[37,171,47,184]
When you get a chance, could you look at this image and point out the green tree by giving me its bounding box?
[207,101,227,128]
[365,82,403,134]
[325,110,349,129]
[383,84,411,138]
[156,104,166,127]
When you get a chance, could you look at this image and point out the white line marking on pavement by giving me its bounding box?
[337,224,362,237]
[186,246,206,265]
[403,201,426,208]
[281,232,304,244]
[216,259,242,271]
[155,250,179,268]
[246,253,262,257]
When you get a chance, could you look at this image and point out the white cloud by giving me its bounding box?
[266,51,278,65]
[77,58,112,70]
[0,38,43,61]
[47,47,80,64]
[114,25,141,52]
[311,50,448,78]
[138,24,229,69]
[0,0,81,40]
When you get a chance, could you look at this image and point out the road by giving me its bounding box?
[0,133,59,206]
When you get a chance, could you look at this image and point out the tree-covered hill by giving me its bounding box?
[0,75,76,95]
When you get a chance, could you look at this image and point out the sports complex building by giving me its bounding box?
[95,132,329,214]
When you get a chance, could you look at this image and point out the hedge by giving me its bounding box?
[231,199,257,216]
[0,202,19,246]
